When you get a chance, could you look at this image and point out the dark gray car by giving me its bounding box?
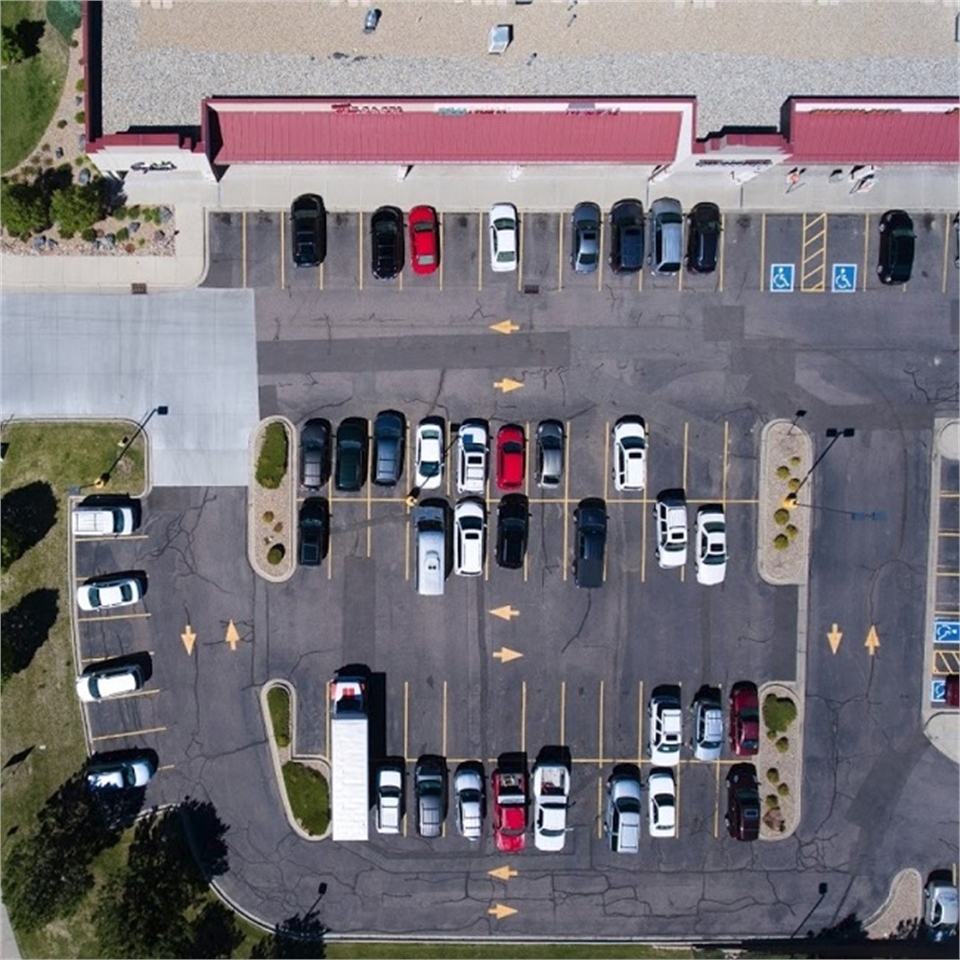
[574,497,607,588]
[372,410,405,486]
[535,419,564,489]
[335,417,368,492]
[609,199,644,273]
[414,754,446,838]
[571,201,600,273]
[300,418,331,489]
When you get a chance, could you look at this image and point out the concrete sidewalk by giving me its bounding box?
[0,162,956,293]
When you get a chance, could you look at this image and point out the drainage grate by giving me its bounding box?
[131,283,147,295]
[523,284,540,295]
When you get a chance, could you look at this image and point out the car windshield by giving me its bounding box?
[621,435,645,450]
[617,797,641,814]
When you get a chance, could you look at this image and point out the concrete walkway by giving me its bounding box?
[0,162,956,293]
[1,900,22,960]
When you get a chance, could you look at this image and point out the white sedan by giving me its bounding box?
[612,416,647,492]
[77,575,143,612]
[415,418,444,490]
[647,769,677,839]
[695,505,728,585]
[489,203,518,273]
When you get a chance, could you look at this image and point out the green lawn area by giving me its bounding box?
[0,0,71,173]
[267,683,291,747]
[0,422,145,929]
[282,761,330,836]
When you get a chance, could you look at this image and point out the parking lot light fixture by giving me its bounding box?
[783,427,855,509]
[98,405,169,487]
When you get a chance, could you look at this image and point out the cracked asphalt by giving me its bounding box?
[76,209,960,939]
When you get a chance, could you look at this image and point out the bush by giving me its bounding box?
[115,227,129,242]
[81,227,96,242]
[74,156,85,167]
[267,686,291,748]
[75,77,85,92]
[776,465,790,479]
[777,782,790,797]
[266,544,285,565]
[775,736,790,753]
[113,205,129,220]
[763,694,798,733]
[75,111,85,125]
[773,508,789,525]
[262,510,274,523]
[789,455,801,467]
[766,768,779,784]
[773,533,789,550]
[785,523,798,538]
[0,181,51,236]
[273,521,283,534]
[57,119,68,129]
[136,237,145,247]
[128,205,141,218]
[787,477,801,492]
[256,422,288,489]
[765,794,779,809]
[50,181,104,238]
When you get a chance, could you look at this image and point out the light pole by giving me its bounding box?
[96,405,168,488]
[788,409,807,435]
[783,427,854,509]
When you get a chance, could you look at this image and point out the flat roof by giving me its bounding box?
[101,1,958,139]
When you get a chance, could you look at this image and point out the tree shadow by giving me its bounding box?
[10,19,45,59]
[250,910,327,958]
[1,480,58,568]
[36,162,75,200]
[179,797,230,879]
[190,900,243,958]
[1,587,59,682]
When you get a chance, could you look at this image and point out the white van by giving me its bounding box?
[415,503,446,596]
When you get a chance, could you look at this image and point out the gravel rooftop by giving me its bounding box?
[103,0,959,138]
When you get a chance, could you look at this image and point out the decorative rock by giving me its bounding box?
[55,147,64,159]
[158,206,173,223]
[75,95,83,106]
[46,238,58,250]
[32,236,47,250]
[129,220,140,234]
[78,134,86,149]
[153,230,165,242]
[78,167,91,185]
[102,234,115,249]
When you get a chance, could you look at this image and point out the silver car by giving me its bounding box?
[453,765,484,841]
[691,688,724,761]
[571,201,600,273]
[535,419,564,489]
[604,767,641,854]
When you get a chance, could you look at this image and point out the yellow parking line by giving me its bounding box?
[442,680,448,758]
[279,214,286,290]
[478,214,483,291]
[403,681,409,763]
[682,421,689,492]
[862,213,870,291]
[439,212,444,292]
[517,212,523,293]
[520,680,527,754]
[560,680,566,745]
[562,421,571,581]
[358,213,364,291]
[722,420,730,506]
[603,420,610,502]
[597,776,603,838]
[942,213,951,294]
[241,211,248,289]
[759,213,766,291]
[718,212,725,293]
[91,725,166,742]
[157,763,176,772]
[637,680,644,763]
[597,679,605,770]
[78,612,151,623]
[557,213,564,291]
[597,219,604,293]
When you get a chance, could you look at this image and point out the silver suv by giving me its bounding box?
[414,755,446,838]
[655,490,688,569]
[535,419,564,489]
[604,766,641,854]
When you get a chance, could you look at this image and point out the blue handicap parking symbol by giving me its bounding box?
[831,263,857,293]
[935,619,960,644]
[770,263,795,293]
[931,678,946,703]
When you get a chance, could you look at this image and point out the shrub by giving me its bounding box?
[766,768,779,784]
[787,477,801,492]
[267,686,290,748]
[50,181,105,238]
[763,694,798,733]
[789,455,801,467]
[41,143,51,153]
[75,111,86,125]
[0,181,51,236]
[775,736,789,753]
[81,227,96,242]
[128,204,141,218]
[774,508,789,525]
[48,0,83,42]
[776,465,790,479]
[256,423,288,489]
[765,794,779,809]
[75,78,85,92]
[113,205,129,220]
[136,237,145,247]
[273,522,283,534]
[115,227,129,242]
[74,156,85,167]
[57,119,68,129]
[785,523,798,538]
[773,533,789,550]
[266,544,285,565]
[777,782,790,798]
[262,510,274,523]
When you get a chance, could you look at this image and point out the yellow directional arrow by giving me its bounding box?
[492,646,523,663]
[494,377,523,394]
[225,620,241,651]
[490,605,520,622]
[864,624,880,656]
[490,320,520,335]
[487,903,517,920]
[488,865,518,881]
[181,624,196,656]
[827,623,843,655]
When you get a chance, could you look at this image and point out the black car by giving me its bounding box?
[496,494,529,569]
[290,194,326,268]
[574,497,607,589]
[685,202,721,274]
[725,763,761,841]
[609,199,644,273]
[335,417,368,492]
[371,206,404,280]
[372,410,405,486]
[877,209,915,284]
[298,497,329,566]
[300,418,331,489]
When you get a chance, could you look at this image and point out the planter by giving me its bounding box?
[247,416,297,582]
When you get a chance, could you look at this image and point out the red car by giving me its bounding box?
[729,681,760,757]
[409,205,439,275]
[492,768,527,852]
[496,424,526,491]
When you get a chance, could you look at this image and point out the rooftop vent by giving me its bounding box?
[488,24,512,55]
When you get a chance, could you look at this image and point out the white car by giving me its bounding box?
[456,420,488,494]
[532,762,570,851]
[375,764,403,835]
[415,417,445,490]
[612,416,646,492]
[603,769,641,854]
[453,766,484,841]
[489,203,518,273]
[695,505,727,585]
[72,504,136,537]
[86,757,155,792]
[454,498,485,576]
[655,491,688,569]
[649,693,683,767]
[691,689,724,762]
[77,575,143,612]
[76,662,143,702]
[647,769,677,839]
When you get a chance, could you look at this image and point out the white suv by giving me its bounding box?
[649,692,683,767]
[375,764,404,834]
[613,416,646,492]
[454,498,485,576]
[456,420,488,494]
[655,491,688,568]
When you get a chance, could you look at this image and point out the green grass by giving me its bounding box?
[325,945,713,959]
[281,761,329,836]
[1,1,71,173]
[267,684,291,748]
[0,422,145,925]
[255,421,288,489]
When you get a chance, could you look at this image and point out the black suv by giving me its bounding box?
[335,417,368,492]
[372,410,405,486]
[725,763,761,841]
[574,497,607,588]
[300,418,331,489]
[685,202,721,274]
[298,497,329,566]
[609,199,644,273]
[496,494,528,569]
[877,209,915,284]
[371,206,404,280]
[290,194,326,268]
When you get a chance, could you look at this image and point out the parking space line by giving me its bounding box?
[675,756,682,839]
[279,215,286,289]
[942,213,951,294]
[560,680,566,745]
[91,725,166,742]
[557,214,563,292]
[445,421,453,499]
[718,213,725,293]
[366,441,372,558]
[358,213,363,292]
[563,420,571,582]
[759,213,766,292]
[800,213,827,292]
[597,680,605,771]
[722,420,730,506]
[77,612,151,623]
[403,681,409,762]
[638,262,643,293]
[478,215,483,291]
[596,776,603,839]
[637,680,643,764]
[517,214,523,293]
[327,500,334,581]
[597,219,604,293]
[318,261,323,291]
[442,680,448,758]
[520,680,527,754]
[682,421,690,491]
[603,421,610,502]
[241,211,248,288]
[157,763,176,772]
[439,213,444,292]
[862,213,870,291]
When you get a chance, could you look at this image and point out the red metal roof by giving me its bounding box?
[788,101,959,163]
[207,102,685,164]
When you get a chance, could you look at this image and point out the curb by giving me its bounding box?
[864,867,923,939]
[757,681,803,841]
[246,416,298,583]
[757,419,813,587]
[259,680,332,842]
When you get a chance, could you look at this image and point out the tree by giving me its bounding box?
[1,25,26,66]
[0,180,51,236]
[50,180,104,238]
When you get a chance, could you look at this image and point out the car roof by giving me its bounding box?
[651,197,682,216]
[612,198,643,220]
